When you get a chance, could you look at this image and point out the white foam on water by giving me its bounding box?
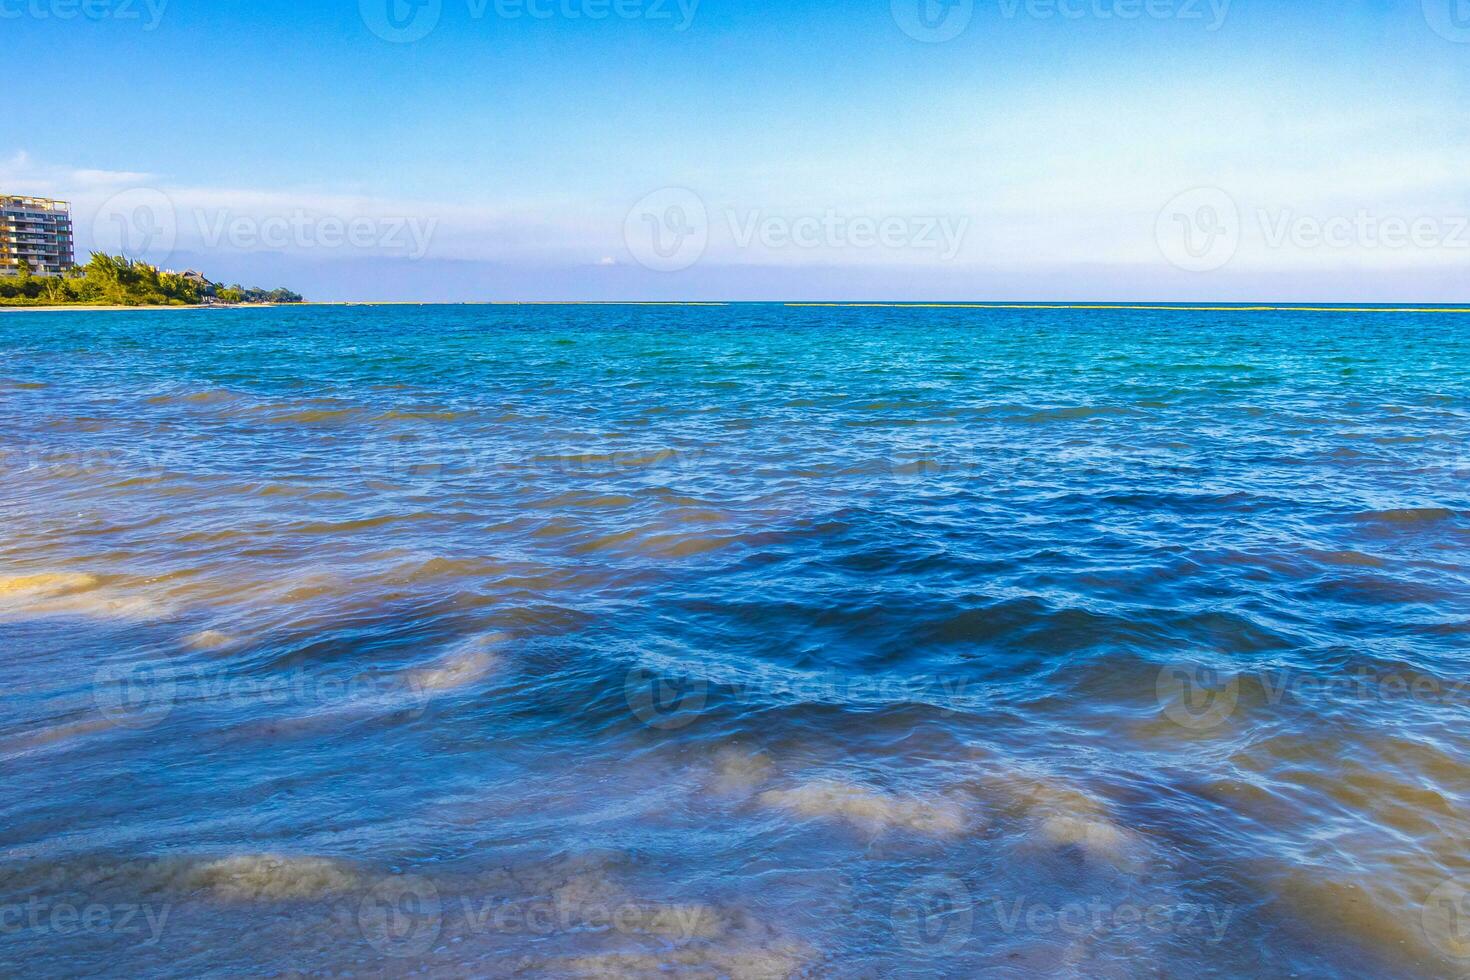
[405,633,508,693]
[207,636,509,741]
[0,573,101,596]
[758,778,968,837]
[0,572,172,622]
[0,847,815,977]
[181,629,243,651]
[0,852,360,905]
[509,870,812,980]
[1,715,121,755]
[705,747,777,796]
[971,770,1148,872]
[1035,814,1142,869]
[182,854,361,901]
[555,942,810,980]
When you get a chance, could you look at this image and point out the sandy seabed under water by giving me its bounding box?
[1,305,1468,977]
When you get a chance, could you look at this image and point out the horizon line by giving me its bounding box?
[306,301,1470,314]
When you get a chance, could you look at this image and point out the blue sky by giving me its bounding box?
[6,0,1469,300]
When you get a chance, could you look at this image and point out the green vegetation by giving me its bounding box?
[0,254,304,307]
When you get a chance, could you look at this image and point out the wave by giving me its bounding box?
[181,629,243,651]
[960,768,1149,872]
[183,854,362,901]
[1019,405,1139,423]
[757,779,968,836]
[144,388,246,407]
[405,633,507,693]
[262,408,362,425]
[1353,507,1457,526]
[0,572,173,622]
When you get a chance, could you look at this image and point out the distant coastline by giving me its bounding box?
[0,303,287,313]
[4,299,1469,314]
[0,254,302,309]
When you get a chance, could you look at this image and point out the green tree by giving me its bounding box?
[1,254,301,307]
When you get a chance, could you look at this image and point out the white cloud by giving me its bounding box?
[3,151,613,268]
[0,152,158,195]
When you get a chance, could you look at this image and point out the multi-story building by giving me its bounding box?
[0,195,75,276]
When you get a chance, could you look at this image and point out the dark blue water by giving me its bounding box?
[1,304,1467,977]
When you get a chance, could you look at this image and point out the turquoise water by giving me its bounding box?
[1,304,1467,977]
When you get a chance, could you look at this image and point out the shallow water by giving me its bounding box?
[1,304,1467,977]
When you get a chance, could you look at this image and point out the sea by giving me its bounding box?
[0,303,1466,977]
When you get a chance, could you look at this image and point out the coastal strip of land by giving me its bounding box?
[6,301,1469,314]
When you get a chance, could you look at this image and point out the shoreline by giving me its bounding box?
[325,301,1470,311]
[0,303,281,313]
[4,301,1469,314]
